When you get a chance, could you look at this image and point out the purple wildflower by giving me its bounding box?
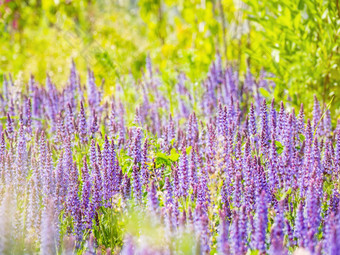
[78,101,88,143]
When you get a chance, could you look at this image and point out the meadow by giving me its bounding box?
[0,0,339,254]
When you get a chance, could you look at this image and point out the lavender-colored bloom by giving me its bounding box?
[90,111,98,137]
[122,174,131,200]
[25,98,32,136]
[335,129,340,166]
[285,219,294,247]
[282,114,293,163]
[260,128,269,156]
[323,212,339,254]
[172,199,180,229]
[221,178,229,206]
[67,163,81,235]
[92,163,103,209]
[6,113,14,139]
[81,177,93,229]
[269,202,286,254]
[304,178,320,250]
[254,191,267,252]
[179,149,189,197]
[297,103,305,134]
[173,165,180,198]
[132,164,142,203]
[78,101,88,144]
[217,103,225,136]
[140,139,149,186]
[0,133,5,159]
[66,103,75,136]
[199,213,210,254]
[218,210,230,254]
[249,103,257,137]
[232,172,242,208]
[55,113,65,144]
[147,181,158,213]
[164,177,173,206]
[305,119,313,149]
[230,211,242,254]
[294,202,305,246]
[132,128,142,164]
[102,135,111,171]
[87,69,101,110]
[238,206,247,253]
[323,143,333,175]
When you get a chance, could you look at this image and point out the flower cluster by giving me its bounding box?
[0,57,339,255]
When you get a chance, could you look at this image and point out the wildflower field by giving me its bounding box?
[0,0,339,254]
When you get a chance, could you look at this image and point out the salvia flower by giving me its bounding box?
[78,101,88,144]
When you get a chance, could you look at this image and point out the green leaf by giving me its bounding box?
[169,148,180,162]
[299,134,305,141]
[275,140,284,154]
[155,152,171,167]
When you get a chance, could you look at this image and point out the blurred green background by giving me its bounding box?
[0,0,339,115]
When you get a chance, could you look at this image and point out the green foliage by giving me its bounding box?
[0,0,339,116]
[275,140,284,154]
[245,0,340,114]
[155,147,180,167]
[93,207,124,251]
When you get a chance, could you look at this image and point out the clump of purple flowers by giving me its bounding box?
[0,56,339,254]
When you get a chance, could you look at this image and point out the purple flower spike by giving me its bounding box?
[249,103,257,137]
[81,177,93,229]
[164,177,173,206]
[179,149,189,197]
[254,191,267,252]
[269,201,286,254]
[297,103,305,134]
[78,101,88,144]
[148,181,158,213]
[6,113,14,139]
[25,98,32,136]
[132,128,142,164]
[230,211,242,255]
[66,103,75,136]
[218,210,230,254]
[122,174,131,200]
[92,163,103,210]
[232,172,242,208]
[305,119,313,149]
[132,164,142,203]
[90,110,99,137]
